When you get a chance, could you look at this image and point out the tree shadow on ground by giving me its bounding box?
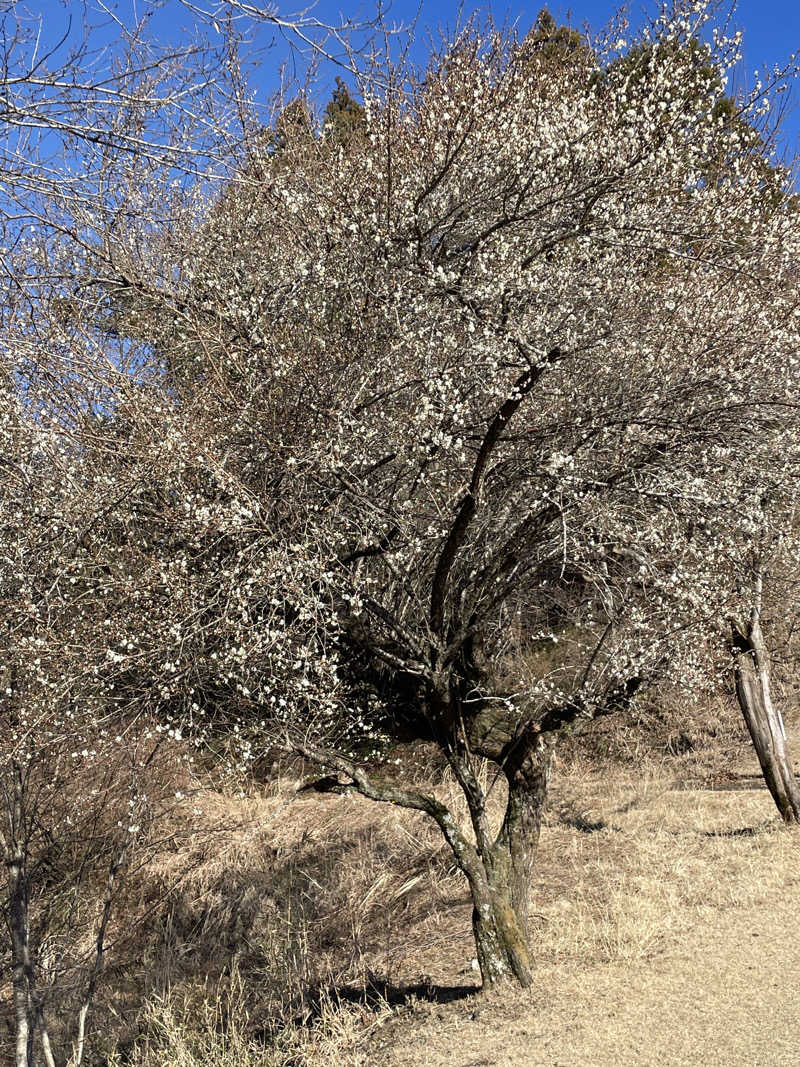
[562,813,608,833]
[306,975,477,1014]
[553,803,609,833]
[247,975,477,1043]
[702,820,774,838]
[123,813,470,1045]
[702,775,766,792]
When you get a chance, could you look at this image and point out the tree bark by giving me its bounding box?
[497,747,551,931]
[463,744,551,989]
[8,846,33,1067]
[470,883,534,988]
[731,614,800,825]
[296,736,541,988]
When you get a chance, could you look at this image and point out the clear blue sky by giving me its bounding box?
[21,1,800,156]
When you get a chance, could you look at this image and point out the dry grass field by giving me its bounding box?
[4,704,795,1065]
[99,717,800,1067]
[370,766,800,1067]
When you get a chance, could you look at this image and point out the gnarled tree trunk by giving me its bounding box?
[297,733,551,989]
[469,879,534,987]
[469,747,551,988]
[731,611,800,825]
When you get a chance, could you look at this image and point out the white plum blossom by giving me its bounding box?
[2,0,800,995]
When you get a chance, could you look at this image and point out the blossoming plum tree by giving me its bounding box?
[135,4,800,986]
[0,374,164,1066]
[6,0,800,993]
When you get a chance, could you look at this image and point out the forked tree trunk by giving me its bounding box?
[295,734,551,990]
[731,614,800,825]
[464,747,551,989]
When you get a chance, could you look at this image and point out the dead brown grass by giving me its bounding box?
[368,745,800,1067]
[36,721,800,1067]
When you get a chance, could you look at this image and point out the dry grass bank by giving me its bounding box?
[104,729,800,1067]
[371,768,800,1066]
[6,718,797,1066]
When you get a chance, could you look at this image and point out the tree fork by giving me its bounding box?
[296,739,537,988]
[429,351,561,637]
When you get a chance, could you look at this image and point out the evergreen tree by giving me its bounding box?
[519,8,589,68]
[322,77,366,144]
[269,95,315,155]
